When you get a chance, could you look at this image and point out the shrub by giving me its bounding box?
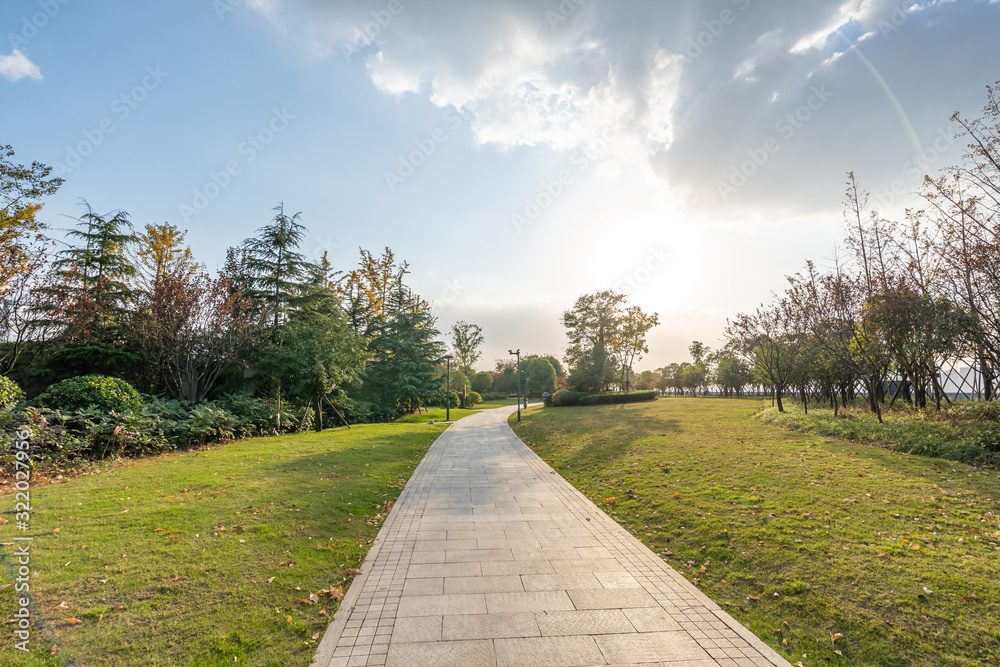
[551,389,588,406]
[39,375,143,413]
[0,376,25,412]
[467,391,482,407]
[480,391,508,402]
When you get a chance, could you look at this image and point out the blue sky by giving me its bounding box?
[3,0,1000,370]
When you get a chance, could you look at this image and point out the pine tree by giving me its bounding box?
[37,204,137,377]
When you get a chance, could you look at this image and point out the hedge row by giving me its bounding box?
[548,389,658,407]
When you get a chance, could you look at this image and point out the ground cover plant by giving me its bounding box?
[757,402,1000,468]
[0,423,445,666]
[513,397,1000,666]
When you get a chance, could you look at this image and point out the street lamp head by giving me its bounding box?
[443,354,453,360]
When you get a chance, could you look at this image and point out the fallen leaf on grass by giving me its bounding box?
[153,528,165,532]
[0,584,11,593]
[831,632,844,642]
[54,601,69,610]
[64,618,83,625]
[50,646,58,656]
[746,595,759,601]
[834,649,843,656]
[963,593,978,601]
[267,577,276,584]
[309,593,319,604]
[298,598,313,605]
[113,604,125,611]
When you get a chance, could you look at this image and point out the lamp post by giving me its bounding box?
[444,354,453,421]
[508,349,521,423]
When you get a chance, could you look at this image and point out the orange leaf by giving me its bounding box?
[55,601,69,610]
[64,618,83,625]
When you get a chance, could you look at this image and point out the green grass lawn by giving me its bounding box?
[475,399,522,409]
[512,398,1000,666]
[394,407,479,423]
[0,423,446,666]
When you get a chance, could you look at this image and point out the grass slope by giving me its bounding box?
[513,398,1000,666]
[0,423,445,666]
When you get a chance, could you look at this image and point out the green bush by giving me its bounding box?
[39,375,143,413]
[0,376,25,412]
[466,391,482,407]
[551,389,588,406]
[480,391,508,402]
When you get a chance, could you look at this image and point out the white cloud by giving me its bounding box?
[0,50,42,82]
[251,0,1000,222]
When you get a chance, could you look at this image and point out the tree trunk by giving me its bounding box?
[776,388,784,413]
[314,395,323,432]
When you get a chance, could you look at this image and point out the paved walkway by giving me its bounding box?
[311,406,789,667]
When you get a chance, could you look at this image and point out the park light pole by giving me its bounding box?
[508,349,521,423]
[444,354,453,421]
[523,371,528,409]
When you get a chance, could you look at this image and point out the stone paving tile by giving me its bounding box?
[534,609,636,636]
[494,635,605,667]
[442,612,541,640]
[485,590,577,614]
[595,631,708,663]
[311,406,790,667]
[385,639,495,667]
[443,574,524,594]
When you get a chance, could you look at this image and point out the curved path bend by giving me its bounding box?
[312,406,789,667]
